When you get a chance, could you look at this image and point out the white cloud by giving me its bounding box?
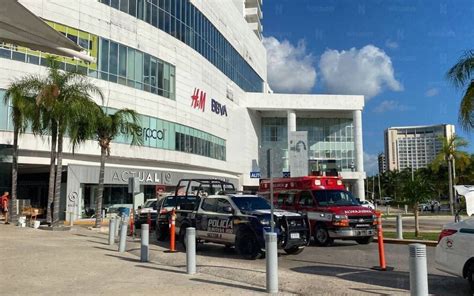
[319,45,403,100]
[373,100,409,113]
[263,36,317,93]
[385,39,399,49]
[364,152,379,176]
[425,87,439,97]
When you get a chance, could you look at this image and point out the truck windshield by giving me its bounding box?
[313,190,360,206]
[231,197,271,211]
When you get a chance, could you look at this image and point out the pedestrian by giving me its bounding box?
[1,191,10,224]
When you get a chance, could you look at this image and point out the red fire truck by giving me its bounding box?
[259,176,376,246]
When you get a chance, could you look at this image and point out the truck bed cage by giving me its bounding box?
[174,179,236,197]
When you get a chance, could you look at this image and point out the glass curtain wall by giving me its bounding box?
[260,117,355,177]
[0,21,176,100]
[99,0,263,92]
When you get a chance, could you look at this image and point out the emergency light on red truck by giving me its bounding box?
[259,176,377,246]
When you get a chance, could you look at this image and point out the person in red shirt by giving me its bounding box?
[1,192,10,224]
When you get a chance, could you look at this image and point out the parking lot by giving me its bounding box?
[122,230,469,295]
[1,225,469,295]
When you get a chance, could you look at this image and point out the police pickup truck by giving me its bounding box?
[173,179,310,259]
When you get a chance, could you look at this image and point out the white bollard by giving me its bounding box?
[265,232,278,293]
[118,221,128,253]
[141,224,149,262]
[108,218,116,245]
[409,244,429,296]
[186,227,196,275]
[396,214,403,240]
[115,216,120,239]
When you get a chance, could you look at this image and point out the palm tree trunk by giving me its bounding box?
[52,129,63,226]
[95,146,107,228]
[46,124,57,225]
[414,203,420,237]
[448,158,454,216]
[10,127,19,223]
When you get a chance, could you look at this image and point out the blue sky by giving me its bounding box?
[262,0,474,174]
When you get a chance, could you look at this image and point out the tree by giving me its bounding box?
[400,169,434,237]
[92,107,142,228]
[446,50,474,131]
[431,135,469,215]
[10,58,102,226]
[3,85,38,223]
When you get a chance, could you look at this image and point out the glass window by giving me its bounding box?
[110,0,119,9]
[298,191,314,207]
[201,198,217,212]
[151,2,158,27]
[216,198,232,214]
[120,0,128,13]
[119,44,127,78]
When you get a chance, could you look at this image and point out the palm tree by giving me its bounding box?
[400,169,434,237]
[431,135,469,215]
[447,50,474,130]
[11,58,103,226]
[3,85,38,223]
[92,107,142,228]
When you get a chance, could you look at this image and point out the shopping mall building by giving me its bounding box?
[0,0,365,220]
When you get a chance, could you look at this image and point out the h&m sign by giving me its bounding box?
[191,88,228,117]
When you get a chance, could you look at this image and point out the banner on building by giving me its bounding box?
[288,131,308,177]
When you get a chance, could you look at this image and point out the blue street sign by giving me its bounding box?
[250,172,261,178]
[282,172,291,178]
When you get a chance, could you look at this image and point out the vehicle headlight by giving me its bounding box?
[259,218,270,225]
[333,214,348,221]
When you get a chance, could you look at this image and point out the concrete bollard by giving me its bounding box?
[118,221,128,253]
[108,218,116,245]
[409,244,429,296]
[115,216,121,239]
[69,212,74,227]
[186,227,196,275]
[396,214,403,240]
[141,224,149,262]
[265,232,278,294]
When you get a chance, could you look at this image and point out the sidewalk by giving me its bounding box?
[0,225,269,296]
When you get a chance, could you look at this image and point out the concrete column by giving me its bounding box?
[287,110,296,132]
[353,110,365,200]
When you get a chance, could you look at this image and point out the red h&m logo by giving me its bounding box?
[191,88,206,112]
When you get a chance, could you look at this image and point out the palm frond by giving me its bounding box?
[446,50,474,88]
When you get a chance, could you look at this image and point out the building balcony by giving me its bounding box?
[245,6,263,22]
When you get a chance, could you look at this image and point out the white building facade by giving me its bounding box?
[0,0,365,220]
[384,124,455,171]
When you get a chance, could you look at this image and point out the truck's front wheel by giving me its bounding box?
[284,246,304,255]
[355,236,373,245]
[314,225,333,246]
[236,230,261,260]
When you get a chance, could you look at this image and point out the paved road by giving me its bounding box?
[124,231,470,295]
[2,224,469,295]
[0,225,269,296]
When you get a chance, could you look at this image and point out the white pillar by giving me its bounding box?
[353,109,365,200]
[285,110,296,173]
[287,110,296,132]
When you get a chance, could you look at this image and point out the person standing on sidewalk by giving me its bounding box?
[1,192,10,224]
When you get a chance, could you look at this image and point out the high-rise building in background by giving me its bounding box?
[384,124,455,171]
[378,153,386,174]
[0,0,366,220]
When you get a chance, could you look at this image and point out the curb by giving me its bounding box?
[374,237,438,247]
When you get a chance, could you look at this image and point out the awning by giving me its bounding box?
[454,185,474,216]
[0,0,94,62]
